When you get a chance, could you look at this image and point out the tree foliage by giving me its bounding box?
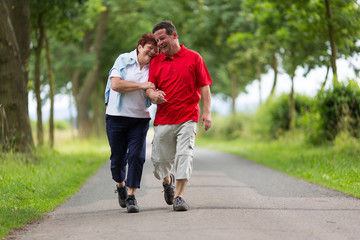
[2,0,360,151]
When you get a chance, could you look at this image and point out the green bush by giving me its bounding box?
[32,120,71,132]
[54,121,71,130]
[254,93,314,138]
[197,113,243,139]
[267,94,290,137]
[307,80,360,144]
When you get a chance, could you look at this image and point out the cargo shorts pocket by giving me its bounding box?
[189,130,196,150]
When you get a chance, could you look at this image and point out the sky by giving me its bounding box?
[28,58,359,121]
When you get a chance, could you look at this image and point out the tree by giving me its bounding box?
[30,0,102,142]
[74,8,108,138]
[0,0,34,152]
[236,1,318,131]
[322,0,360,86]
[184,0,259,114]
[44,30,55,148]
[241,1,282,100]
[324,0,338,82]
[22,0,359,142]
[293,0,360,87]
[31,3,45,146]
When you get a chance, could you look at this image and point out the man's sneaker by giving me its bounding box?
[162,173,175,205]
[173,196,189,211]
[126,195,139,213]
[115,185,127,208]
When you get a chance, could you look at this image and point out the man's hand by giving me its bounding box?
[146,89,167,104]
[200,85,212,131]
[200,111,212,131]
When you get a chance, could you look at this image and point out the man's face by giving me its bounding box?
[154,29,176,56]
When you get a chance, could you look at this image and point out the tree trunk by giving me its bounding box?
[257,62,262,106]
[230,72,237,115]
[45,30,55,148]
[34,13,45,146]
[71,70,81,135]
[91,84,105,136]
[268,53,278,99]
[324,0,338,85]
[0,0,33,152]
[289,72,295,133]
[321,64,330,91]
[68,90,75,137]
[76,10,108,138]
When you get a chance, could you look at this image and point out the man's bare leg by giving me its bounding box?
[163,175,171,185]
[173,179,189,211]
[175,179,188,198]
[163,174,175,205]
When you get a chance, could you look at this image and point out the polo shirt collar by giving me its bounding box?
[129,49,139,64]
[160,44,187,61]
[130,48,149,68]
[176,44,187,57]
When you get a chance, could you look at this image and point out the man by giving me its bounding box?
[146,21,212,211]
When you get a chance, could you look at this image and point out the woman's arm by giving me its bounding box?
[111,77,155,93]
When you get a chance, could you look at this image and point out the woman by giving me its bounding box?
[104,33,158,213]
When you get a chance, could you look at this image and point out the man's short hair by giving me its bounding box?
[152,21,177,35]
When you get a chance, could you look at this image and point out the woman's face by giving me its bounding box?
[138,43,158,64]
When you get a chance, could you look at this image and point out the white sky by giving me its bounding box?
[28,58,359,120]
[213,58,359,115]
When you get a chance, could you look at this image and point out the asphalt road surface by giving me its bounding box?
[7,143,360,240]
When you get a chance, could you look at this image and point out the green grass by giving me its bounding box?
[0,136,109,238]
[196,133,360,198]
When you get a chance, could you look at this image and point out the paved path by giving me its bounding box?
[8,144,360,240]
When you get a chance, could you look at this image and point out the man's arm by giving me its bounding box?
[111,77,155,93]
[200,85,212,131]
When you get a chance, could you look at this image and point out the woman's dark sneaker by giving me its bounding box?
[173,196,189,211]
[115,185,127,208]
[126,195,139,213]
[162,173,175,205]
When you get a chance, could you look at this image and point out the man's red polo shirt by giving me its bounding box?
[149,45,212,126]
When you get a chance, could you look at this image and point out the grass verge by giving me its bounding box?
[195,134,360,198]
[0,136,109,239]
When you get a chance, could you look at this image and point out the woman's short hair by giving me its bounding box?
[137,33,157,55]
